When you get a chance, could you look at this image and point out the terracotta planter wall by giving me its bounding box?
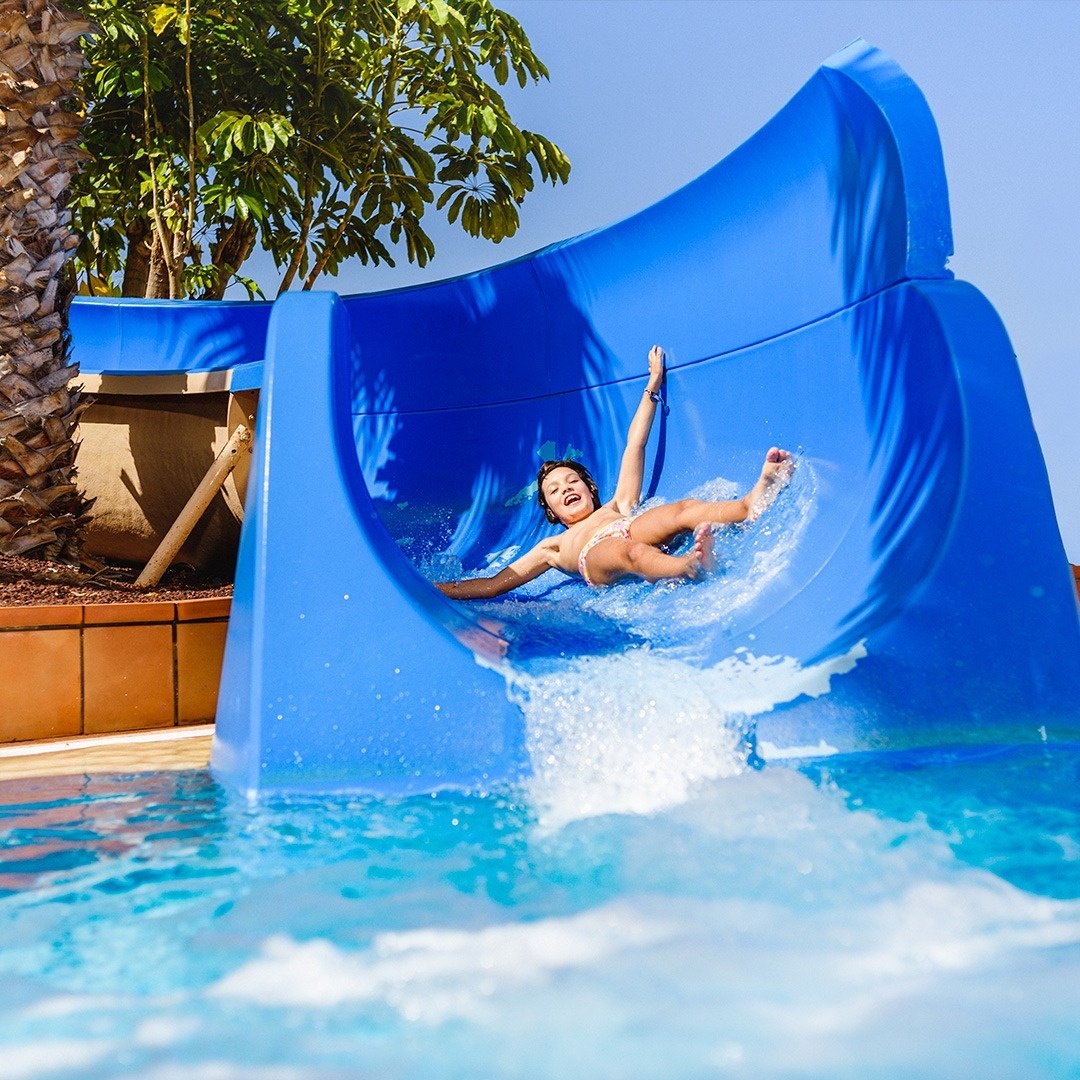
[0,597,230,744]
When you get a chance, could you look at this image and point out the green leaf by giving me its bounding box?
[149,4,178,36]
[444,189,467,224]
[235,275,266,300]
[491,120,517,153]
[255,121,275,154]
[461,196,478,237]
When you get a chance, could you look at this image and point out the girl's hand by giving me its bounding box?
[647,345,665,393]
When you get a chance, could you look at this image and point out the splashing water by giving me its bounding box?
[578,467,818,642]
[509,644,863,829]
[471,461,846,829]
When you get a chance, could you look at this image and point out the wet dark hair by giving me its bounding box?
[536,459,600,525]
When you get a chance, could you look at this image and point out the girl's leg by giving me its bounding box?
[629,448,793,547]
[629,499,732,547]
[583,529,714,586]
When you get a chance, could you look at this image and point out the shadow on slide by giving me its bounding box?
[71,41,1080,796]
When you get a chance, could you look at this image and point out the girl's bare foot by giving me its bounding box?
[746,447,794,520]
[764,446,793,475]
[686,522,716,577]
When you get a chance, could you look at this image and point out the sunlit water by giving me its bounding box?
[2,746,1078,1079]
[2,474,1079,1078]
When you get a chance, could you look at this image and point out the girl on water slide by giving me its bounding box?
[436,346,793,600]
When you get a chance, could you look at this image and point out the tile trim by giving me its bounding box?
[0,597,231,745]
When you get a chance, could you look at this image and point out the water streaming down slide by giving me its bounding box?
[70,41,1080,796]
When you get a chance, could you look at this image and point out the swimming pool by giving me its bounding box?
[1,734,1078,1079]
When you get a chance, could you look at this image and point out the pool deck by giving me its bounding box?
[0,724,213,781]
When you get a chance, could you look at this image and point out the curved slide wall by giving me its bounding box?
[70,41,1080,795]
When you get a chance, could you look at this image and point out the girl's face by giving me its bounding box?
[542,466,595,525]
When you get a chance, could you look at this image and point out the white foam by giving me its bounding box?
[210,903,674,1023]
[750,873,1080,1049]
[757,739,840,760]
[839,877,1080,982]
[134,1013,201,1048]
[510,643,865,827]
[133,1066,310,1080]
[21,993,137,1019]
[3,1040,116,1079]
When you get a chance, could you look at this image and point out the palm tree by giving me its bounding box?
[0,0,92,561]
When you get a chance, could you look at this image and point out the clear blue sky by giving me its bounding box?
[249,0,1080,561]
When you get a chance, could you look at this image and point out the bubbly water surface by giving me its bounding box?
[1,745,1079,1080]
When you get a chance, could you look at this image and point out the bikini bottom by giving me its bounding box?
[577,517,633,587]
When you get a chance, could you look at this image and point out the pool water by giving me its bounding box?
[3,474,1079,1078]
[1,740,1078,1079]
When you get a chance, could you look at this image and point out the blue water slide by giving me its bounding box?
[69,41,1080,796]
[70,295,268,389]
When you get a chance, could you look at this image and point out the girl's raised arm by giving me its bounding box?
[611,345,665,514]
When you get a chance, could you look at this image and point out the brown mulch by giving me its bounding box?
[0,553,233,608]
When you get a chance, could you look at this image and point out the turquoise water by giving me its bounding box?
[1,741,1079,1079]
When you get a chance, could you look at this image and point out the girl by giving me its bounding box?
[437,346,793,600]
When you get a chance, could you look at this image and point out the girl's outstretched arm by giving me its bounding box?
[611,345,665,515]
[436,538,558,600]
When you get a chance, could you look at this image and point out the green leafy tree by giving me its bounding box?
[74,0,571,299]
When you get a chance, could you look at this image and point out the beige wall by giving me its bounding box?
[77,389,257,574]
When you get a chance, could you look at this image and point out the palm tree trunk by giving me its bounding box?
[0,0,93,561]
